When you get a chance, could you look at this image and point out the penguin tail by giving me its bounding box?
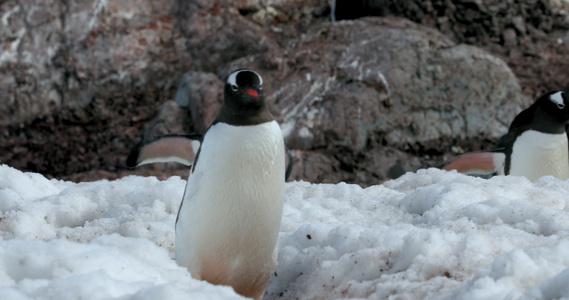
[126,134,202,169]
[442,150,506,178]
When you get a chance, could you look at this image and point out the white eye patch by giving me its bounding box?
[226,71,239,87]
[252,70,263,86]
[550,91,565,109]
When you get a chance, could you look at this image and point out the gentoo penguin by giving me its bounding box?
[443,91,569,181]
[126,69,292,299]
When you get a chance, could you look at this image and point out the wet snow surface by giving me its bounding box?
[1,164,569,299]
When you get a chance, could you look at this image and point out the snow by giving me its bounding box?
[1,164,569,299]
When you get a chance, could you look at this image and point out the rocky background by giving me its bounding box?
[1,0,568,187]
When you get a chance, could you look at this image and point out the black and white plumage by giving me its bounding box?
[127,69,292,300]
[444,91,569,181]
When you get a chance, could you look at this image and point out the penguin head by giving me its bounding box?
[224,69,264,110]
[536,91,569,130]
[508,91,569,136]
[544,91,568,111]
[215,69,273,126]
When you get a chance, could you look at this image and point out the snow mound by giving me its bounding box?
[1,165,568,299]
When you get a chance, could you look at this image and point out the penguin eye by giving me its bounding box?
[230,85,238,92]
[557,103,565,109]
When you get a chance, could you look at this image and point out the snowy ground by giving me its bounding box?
[1,164,569,300]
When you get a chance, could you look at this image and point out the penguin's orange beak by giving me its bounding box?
[246,89,259,98]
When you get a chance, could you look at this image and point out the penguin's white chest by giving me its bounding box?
[175,121,285,289]
[509,130,569,181]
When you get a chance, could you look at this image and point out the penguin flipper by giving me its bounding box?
[442,150,506,178]
[285,147,293,181]
[126,134,202,169]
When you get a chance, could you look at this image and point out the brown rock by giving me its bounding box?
[175,72,224,134]
[227,17,529,185]
[144,100,191,138]
[0,0,567,187]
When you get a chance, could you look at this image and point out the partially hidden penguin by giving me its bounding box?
[443,91,569,181]
[126,69,293,299]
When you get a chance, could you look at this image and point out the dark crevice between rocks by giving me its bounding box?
[238,7,258,17]
[333,0,395,21]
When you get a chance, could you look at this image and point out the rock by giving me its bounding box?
[387,0,560,45]
[0,1,64,126]
[512,16,527,33]
[0,0,567,187]
[175,72,224,134]
[503,28,518,48]
[0,0,189,126]
[288,150,339,183]
[144,100,191,138]
[174,0,277,73]
[0,0,327,126]
[227,17,530,185]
